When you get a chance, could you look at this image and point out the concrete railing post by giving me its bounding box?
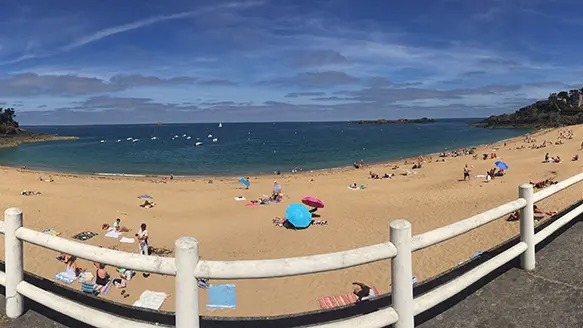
[175,237,199,328]
[519,184,535,271]
[390,220,414,328]
[5,208,24,318]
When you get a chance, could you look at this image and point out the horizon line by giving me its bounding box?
[22,117,486,128]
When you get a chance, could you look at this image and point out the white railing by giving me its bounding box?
[1,172,583,328]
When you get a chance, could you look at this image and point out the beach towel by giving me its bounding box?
[72,231,97,241]
[81,282,99,295]
[318,286,380,309]
[53,270,78,284]
[105,230,122,238]
[207,284,236,309]
[120,237,135,243]
[245,203,259,207]
[43,229,61,237]
[133,290,169,310]
[79,272,94,284]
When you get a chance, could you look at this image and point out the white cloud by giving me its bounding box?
[0,1,265,66]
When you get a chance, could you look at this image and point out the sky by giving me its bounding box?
[0,0,582,125]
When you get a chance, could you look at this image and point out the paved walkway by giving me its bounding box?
[418,218,583,328]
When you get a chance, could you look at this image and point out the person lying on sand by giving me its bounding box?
[349,183,357,189]
[352,282,375,301]
[369,171,380,179]
[573,154,579,161]
[140,200,154,208]
[20,190,40,196]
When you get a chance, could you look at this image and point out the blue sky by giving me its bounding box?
[0,0,582,125]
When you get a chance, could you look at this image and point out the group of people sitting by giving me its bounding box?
[506,205,557,222]
[485,168,504,182]
[530,179,558,189]
[544,153,561,163]
[369,171,392,179]
[57,254,135,295]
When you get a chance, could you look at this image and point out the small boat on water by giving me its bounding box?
[116,139,121,143]
[186,136,191,140]
[100,140,105,143]
[218,122,222,128]
[132,139,139,142]
[182,134,187,137]
[195,141,203,146]
[126,137,133,141]
[212,138,218,142]
[208,134,212,138]
[151,137,158,140]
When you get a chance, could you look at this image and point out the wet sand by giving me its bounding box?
[0,125,581,316]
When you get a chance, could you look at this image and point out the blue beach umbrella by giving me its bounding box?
[285,204,312,229]
[239,177,250,188]
[494,161,509,170]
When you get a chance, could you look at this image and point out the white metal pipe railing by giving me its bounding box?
[195,242,397,279]
[534,202,583,245]
[309,307,399,328]
[15,227,176,276]
[411,199,527,252]
[413,242,528,316]
[533,172,583,202]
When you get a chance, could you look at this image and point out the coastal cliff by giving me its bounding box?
[0,107,78,148]
[472,87,583,128]
[352,117,435,125]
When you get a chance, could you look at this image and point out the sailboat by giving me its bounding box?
[218,122,223,128]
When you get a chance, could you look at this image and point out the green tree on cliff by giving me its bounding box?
[0,107,20,134]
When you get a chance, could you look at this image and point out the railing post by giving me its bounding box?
[175,237,199,328]
[519,184,535,270]
[5,208,24,318]
[391,220,414,328]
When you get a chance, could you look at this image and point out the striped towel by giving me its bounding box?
[318,286,380,309]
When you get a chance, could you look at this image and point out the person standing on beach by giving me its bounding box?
[463,165,471,181]
[136,223,149,256]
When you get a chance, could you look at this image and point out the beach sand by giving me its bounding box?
[0,125,581,316]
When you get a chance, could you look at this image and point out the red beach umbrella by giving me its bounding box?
[301,196,325,209]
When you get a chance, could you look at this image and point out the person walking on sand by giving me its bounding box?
[463,164,471,181]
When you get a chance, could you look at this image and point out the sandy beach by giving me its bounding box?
[0,125,581,317]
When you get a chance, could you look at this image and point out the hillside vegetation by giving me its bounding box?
[473,88,583,128]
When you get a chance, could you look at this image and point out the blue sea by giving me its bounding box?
[0,119,529,176]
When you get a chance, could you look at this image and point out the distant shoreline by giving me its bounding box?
[0,132,79,149]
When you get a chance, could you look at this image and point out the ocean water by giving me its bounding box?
[0,119,529,176]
